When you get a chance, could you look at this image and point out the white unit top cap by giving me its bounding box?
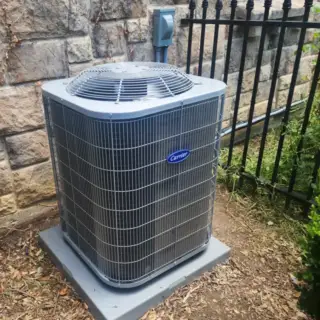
[42,62,226,120]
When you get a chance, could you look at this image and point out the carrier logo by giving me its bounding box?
[167,149,190,164]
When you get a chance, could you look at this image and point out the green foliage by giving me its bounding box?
[312,3,320,14]
[219,93,320,195]
[300,195,320,285]
[303,13,320,55]
[298,172,320,319]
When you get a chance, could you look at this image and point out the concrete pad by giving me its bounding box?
[40,226,230,320]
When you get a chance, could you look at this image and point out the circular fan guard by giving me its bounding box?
[66,62,194,102]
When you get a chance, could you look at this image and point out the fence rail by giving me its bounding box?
[182,0,320,210]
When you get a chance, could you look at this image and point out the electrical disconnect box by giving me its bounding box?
[153,8,175,47]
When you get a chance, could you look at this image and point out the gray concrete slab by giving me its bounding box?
[39,226,230,320]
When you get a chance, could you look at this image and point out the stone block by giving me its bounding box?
[176,25,224,67]
[0,86,44,135]
[305,29,317,43]
[91,0,148,22]
[195,0,229,19]
[150,0,175,4]
[7,39,68,84]
[67,36,93,63]
[233,25,245,39]
[192,58,225,81]
[269,26,301,48]
[0,9,6,41]
[5,0,69,39]
[278,74,292,91]
[276,82,311,108]
[69,56,129,76]
[223,96,233,121]
[277,57,313,91]
[226,64,271,97]
[93,55,128,66]
[0,139,5,161]
[173,5,189,34]
[167,42,177,65]
[127,41,154,62]
[242,64,272,92]
[0,42,8,86]
[0,194,17,216]
[125,19,149,43]
[222,120,230,129]
[69,62,94,76]
[228,37,272,73]
[253,100,269,117]
[239,80,275,108]
[0,5,7,83]
[234,25,263,38]
[237,106,250,122]
[237,100,270,122]
[13,161,55,208]
[284,27,301,47]
[236,0,304,20]
[298,55,317,84]
[93,22,127,58]
[309,7,320,22]
[69,0,90,34]
[277,45,298,76]
[268,26,281,50]
[0,161,14,196]
[6,129,50,169]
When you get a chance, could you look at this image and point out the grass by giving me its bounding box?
[218,93,320,209]
[215,101,320,242]
[217,172,306,243]
[220,103,320,193]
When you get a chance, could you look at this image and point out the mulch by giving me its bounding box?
[0,186,311,320]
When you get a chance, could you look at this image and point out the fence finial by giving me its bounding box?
[216,0,223,11]
[304,0,313,8]
[189,0,196,10]
[230,0,238,8]
[202,0,209,9]
[264,0,272,8]
[282,0,292,10]
[246,0,254,11]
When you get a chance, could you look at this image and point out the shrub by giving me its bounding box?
[219,95,320,195]
[298,171,320,318]
[300,169,320,284]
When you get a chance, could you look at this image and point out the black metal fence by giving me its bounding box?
[182,0,320,210]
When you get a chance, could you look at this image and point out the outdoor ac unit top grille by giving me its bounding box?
[66,62,194,102]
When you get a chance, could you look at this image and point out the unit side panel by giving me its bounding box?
[43,96,223,285]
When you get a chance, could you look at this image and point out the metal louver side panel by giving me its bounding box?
[43,94,224,288]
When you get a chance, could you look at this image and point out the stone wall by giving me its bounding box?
[0,0,318,225]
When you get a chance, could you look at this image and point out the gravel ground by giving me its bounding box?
[0,186,309,320]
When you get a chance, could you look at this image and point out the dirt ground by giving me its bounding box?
[0,186,310,320]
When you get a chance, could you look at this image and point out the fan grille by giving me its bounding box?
[66,62,194,102]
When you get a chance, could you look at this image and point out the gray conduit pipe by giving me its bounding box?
[163,47,169,63]
[155,47,161,63]
[221,98,307,137]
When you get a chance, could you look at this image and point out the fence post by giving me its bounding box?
[227,0,254,167]
[224,0,238,84]
[255,0,292,178]
[272,0,314,186]
[210,0,223,78]
[186,0,196,74]
[239,0,273,186]
[286,51,320,208]
[198,0,209,76]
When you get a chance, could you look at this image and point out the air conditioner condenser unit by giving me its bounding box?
[42,62,226,288]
